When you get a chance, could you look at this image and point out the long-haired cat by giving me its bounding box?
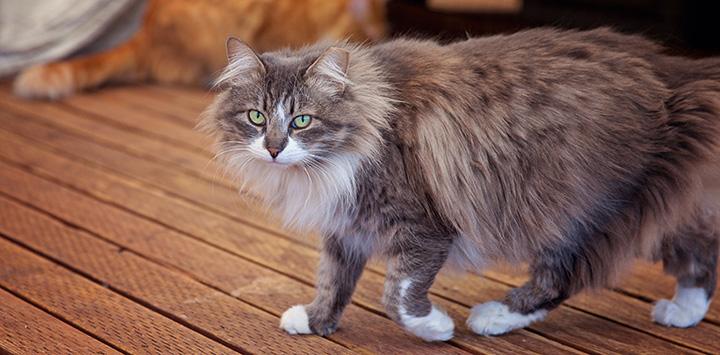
[203,27,720,341]
[13,0,386,100]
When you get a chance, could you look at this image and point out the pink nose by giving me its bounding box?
[267,147,280,159]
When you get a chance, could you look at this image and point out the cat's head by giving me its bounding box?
[202,38,393,229]
[206,38,389,168]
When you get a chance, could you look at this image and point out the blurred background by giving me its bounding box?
[2,0,719,99]
[390,0,720,55]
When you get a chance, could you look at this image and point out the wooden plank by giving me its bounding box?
[0,122,701,353]
[0,163,461,353]
[0,239,235,354]
[0,194,352,355]
[0,91,308,244]
[101,88,202,127]
[62,92,211,152]
[0,288,119,354]
[0,110,255,228]
[0,95,215,185]
[136,85,214,109]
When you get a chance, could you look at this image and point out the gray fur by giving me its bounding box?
[203,27,720,339]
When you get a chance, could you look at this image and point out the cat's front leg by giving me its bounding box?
[383,227,455,341]
[280,234,368,336]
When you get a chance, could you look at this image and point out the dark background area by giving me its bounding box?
[387,0,720,55]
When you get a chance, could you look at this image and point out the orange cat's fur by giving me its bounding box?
[13,0,387,99]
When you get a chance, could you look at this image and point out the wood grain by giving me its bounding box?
[0,239,235,354]
[0,288,119,355]
[63,93,211,152]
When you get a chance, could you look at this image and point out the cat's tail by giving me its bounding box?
[13,31,150,100]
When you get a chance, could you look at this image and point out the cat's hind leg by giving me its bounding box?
[467,251,570,336]
[653,216,718,328]
[467,224,623,336]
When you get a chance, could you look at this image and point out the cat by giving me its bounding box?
[202,27,720,341]
[12,0,386,100]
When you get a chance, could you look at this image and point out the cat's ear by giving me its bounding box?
[215,37,265,87]
[226,37,264,71]
[305,47,351,97]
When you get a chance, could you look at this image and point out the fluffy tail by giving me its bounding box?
[13,33,149,100]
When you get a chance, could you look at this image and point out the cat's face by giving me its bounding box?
[204,38,392,231]
[209,39,370,171]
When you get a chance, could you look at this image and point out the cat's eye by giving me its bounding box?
[248,110,266,126]
[291,114,312,129]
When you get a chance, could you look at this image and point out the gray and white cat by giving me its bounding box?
[203,27,720,341]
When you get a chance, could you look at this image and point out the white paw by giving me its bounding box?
[653,287,709,328]
[400,306,455,341]
[13,64,75,100]
[467,301,547,336]
[280,305,311,335]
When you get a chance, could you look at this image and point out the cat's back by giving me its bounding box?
[378,28,677,260]
[451,27,663,60]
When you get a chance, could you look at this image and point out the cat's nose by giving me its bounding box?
[267,147,282,159]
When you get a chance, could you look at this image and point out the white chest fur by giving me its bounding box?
[231,153,362,235]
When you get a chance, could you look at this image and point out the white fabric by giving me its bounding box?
[0,0,146,76]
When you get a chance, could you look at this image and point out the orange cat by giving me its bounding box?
[14,0,387,99]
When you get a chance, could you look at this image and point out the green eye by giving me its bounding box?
[291,114,312,129]
[248,110,266,126]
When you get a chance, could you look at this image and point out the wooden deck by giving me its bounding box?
[0,82,717,354]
